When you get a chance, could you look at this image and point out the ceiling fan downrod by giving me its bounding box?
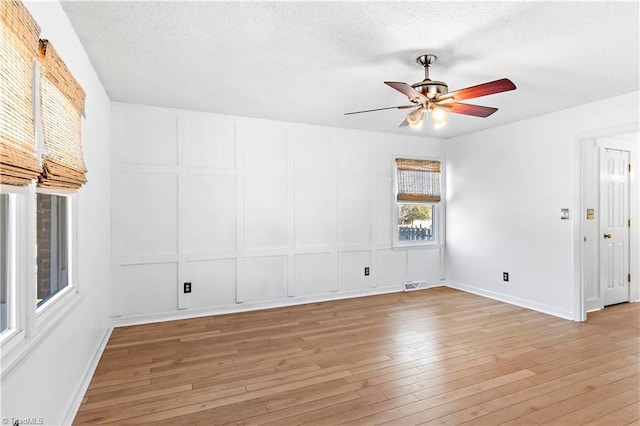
[416,54,437,81]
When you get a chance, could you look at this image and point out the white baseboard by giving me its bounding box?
[112,285,406,327]
[62,325,113,425]
[446,281,574,320]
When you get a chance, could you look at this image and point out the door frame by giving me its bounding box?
[575,123,639,321]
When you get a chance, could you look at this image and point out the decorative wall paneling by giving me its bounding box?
[112,103,444,322]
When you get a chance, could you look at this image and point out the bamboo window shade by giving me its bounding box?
[38,39,87,190]
[396,158,441,203]
[0,0,41,186]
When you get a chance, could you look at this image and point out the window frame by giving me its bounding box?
[392,156,445,248]
[0,186,26,347]
[34,188,78,319]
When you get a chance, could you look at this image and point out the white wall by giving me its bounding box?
[445,91,639,320]
[111,102,444,323]
[1,2,112,425]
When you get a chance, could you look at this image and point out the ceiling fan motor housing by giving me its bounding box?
[411,80,448,100]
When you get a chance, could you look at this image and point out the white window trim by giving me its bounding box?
[0,186,26,348]
[391,156,445,249]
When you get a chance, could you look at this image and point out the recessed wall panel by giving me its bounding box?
[376,179,393,245]
[294,253,337,296]
[179,117,235,168]
[338,180,372,246]
[184,259,236,308]
[336,132,371,176]
[244,177,288,249]
[375,138,404,177]
[338,251,372,291]
[294,179,336,248]
[121,263,177,316]
[182,174,236,253]
[120,172,177,256]
[244,256,287,302]
[292,127,331,174]
[408,249,441,281]
[239,122,287,172]
[120,111,177,166]
[378,249,407,287]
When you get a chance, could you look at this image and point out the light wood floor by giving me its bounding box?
[74,287,640,425]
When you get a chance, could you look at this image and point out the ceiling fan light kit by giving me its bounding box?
[407,107,424,129]
[345,53,516,131]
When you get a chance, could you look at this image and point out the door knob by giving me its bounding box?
[603,233,612,239]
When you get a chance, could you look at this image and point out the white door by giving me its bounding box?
[599,148,630,306]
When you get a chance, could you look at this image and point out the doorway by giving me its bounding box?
[580,129,639,319]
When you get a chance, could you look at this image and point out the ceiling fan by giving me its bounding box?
[345,54,516,130]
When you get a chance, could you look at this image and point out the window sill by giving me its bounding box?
[1,289,82,379]
[36,284,75,317]
[392,241,443,249]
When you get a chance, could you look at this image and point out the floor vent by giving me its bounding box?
[403,281,429,292]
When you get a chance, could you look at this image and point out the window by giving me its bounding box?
[36,193,71,307]
[394,158,442,244]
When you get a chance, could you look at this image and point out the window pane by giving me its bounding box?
[37,194,69,306]
[398,204,435,241]
[1,194,10,332]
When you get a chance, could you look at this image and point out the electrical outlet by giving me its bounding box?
[184,282,192,293]
[364,267,370,276]
[503,272,509,282]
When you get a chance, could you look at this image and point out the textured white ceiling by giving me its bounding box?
[60,1,639,138]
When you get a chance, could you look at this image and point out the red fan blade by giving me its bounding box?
[384,81,427,103]
[439,78,516,102]
[345,105,416,115]
[447,102,498,118]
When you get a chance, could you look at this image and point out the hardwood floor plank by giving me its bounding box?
[303,394,418,425]
[540,388,639,425]
[499,374,640,425]
[245,392,386,425]
[417,405,490,425]
[460,394,559,425]
[341,370,535,425]
[80,384,192,411]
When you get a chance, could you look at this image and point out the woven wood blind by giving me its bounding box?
[38,39,87,189]
[396,158,441,203]
[0,0,41,186]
